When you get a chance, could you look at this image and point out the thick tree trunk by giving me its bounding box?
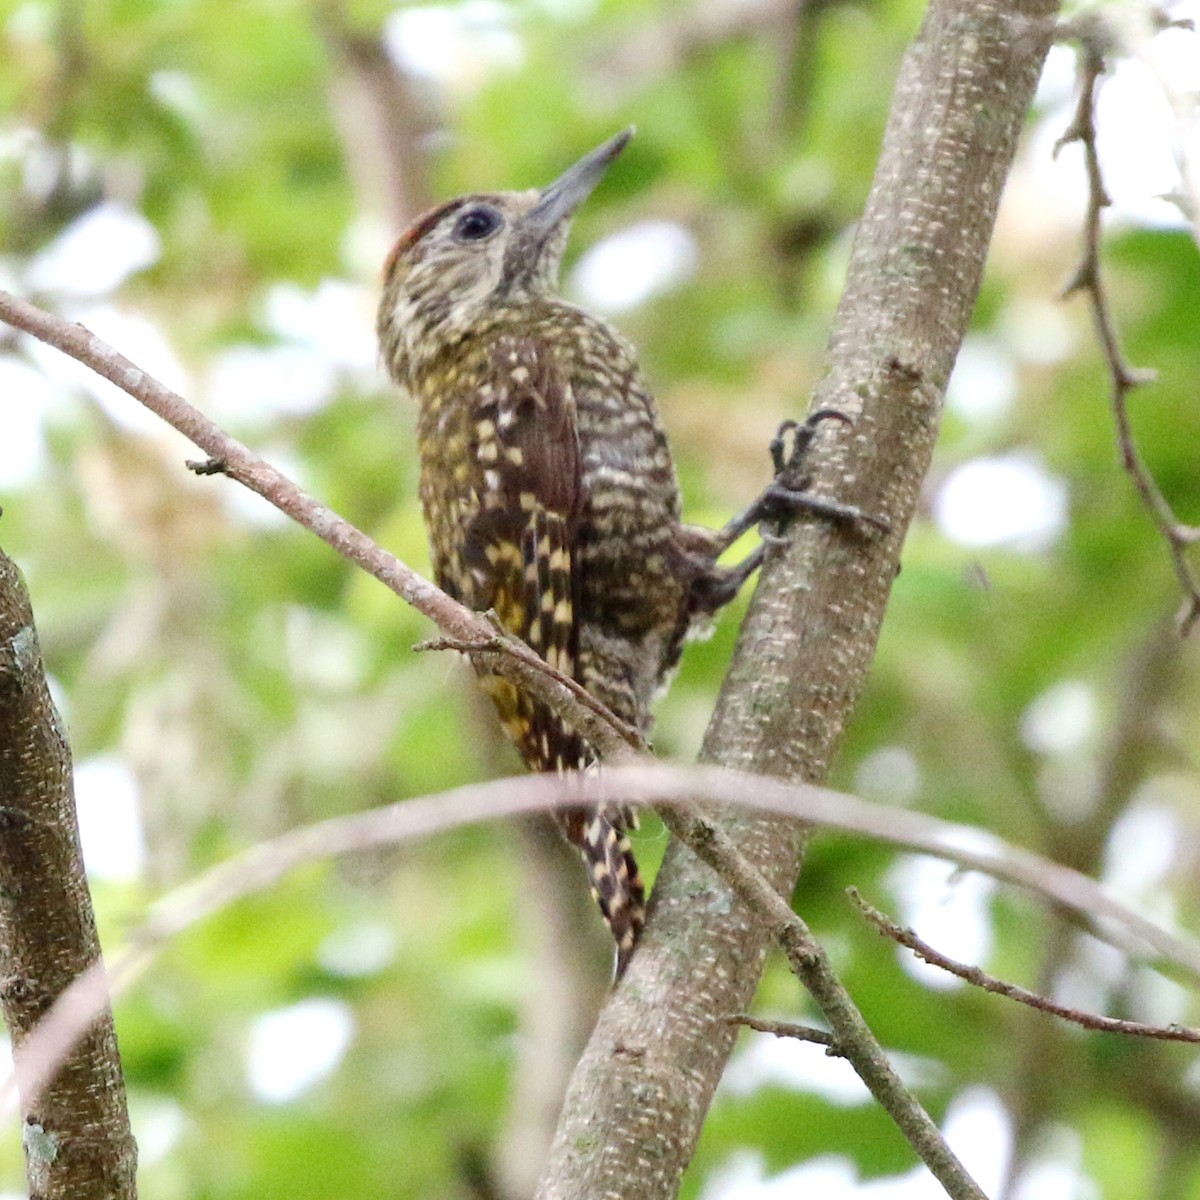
[536,3,1060,1197]
[0,549,137,1200]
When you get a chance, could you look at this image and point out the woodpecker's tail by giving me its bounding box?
[561,806,645,980]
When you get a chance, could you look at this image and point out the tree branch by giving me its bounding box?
[0,283,1064,1195]
[729,1015,841,1051]
[1056,25,1200,633]
[0,549,136,1200]
[0,289,643,766]
[6,760,1198,1130]
[661,809,986,1199]
[852,888,1200,1044]
[540,3,1061,1197]
[317,5,435,232]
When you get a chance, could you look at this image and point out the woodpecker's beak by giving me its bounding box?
[528,127,634,234]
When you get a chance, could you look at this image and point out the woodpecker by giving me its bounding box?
[377,129,873,977]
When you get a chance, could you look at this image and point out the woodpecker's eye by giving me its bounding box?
[453,206,502,242]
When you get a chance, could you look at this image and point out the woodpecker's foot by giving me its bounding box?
[753,480,889,536]
[713,411,887,548]
[770,409,851,478]
[760,410,889,537]
[687,543,767,613]
[681,411,888,616]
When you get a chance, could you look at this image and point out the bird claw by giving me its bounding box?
[758,481,889,536]
[691,408,886,604]
[769,409,853,479]
[759,411,888,537]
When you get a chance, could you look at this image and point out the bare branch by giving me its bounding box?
[729,1014,841,1053]
[851,888,1200,1045]
[661,809,987,1200]
[1056,29,1200,633]
[546,1,1064,1188]
[0,288,643,762]
[7,760,1196,1158]
[1,286,973,1190]
[0,551,136,1199]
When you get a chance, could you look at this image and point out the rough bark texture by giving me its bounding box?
[536,2,1060,1197]
[0,549,137,1200]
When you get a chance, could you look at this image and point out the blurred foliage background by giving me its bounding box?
[2,0,1200,1197]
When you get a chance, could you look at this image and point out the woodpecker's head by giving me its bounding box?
[378,128,632,384]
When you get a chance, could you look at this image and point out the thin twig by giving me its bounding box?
[1056,33,1200,633]
[0,289,646,760]
[4,750,1200,1121]
[851,888,1200,1044]
[729,1014,843,1054]
[7,759,1198,1135]
[6,738,1199,1200]
[662,809,987,1200]
[413,634,504,654]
